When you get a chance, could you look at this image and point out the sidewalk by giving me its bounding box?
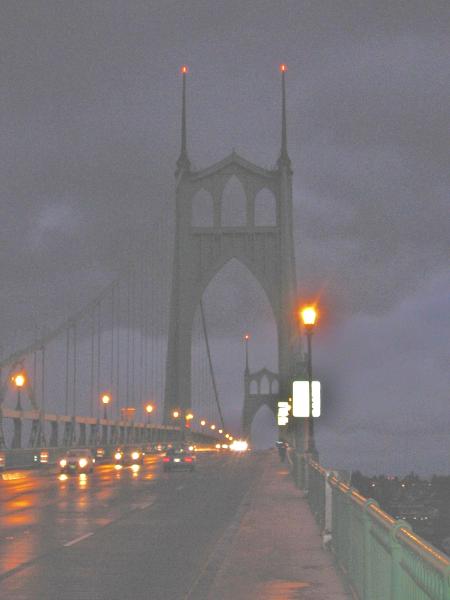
[208,451,351,599]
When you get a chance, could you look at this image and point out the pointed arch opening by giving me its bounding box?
[221,176,247,227]
[254,188,277,226]
[250,404,277,449]
[190,258,278,437]
[192,188,214,227]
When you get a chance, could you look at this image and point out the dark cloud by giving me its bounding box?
[0,2,448,471]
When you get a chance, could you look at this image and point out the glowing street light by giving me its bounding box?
[13,373,26,410]
[210,424,216,430]
[200,419,206,427]
[172,410,180,419]
[101,393,111,420]
[219,429,223,434]
[300,306,317,329]
[185,413,194,421]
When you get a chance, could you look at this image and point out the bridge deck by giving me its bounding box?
[208,451,351,599]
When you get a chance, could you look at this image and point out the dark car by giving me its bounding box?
[59,449,95,474]
[162,447,195,472]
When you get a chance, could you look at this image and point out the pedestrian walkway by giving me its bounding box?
[208,451,351,599]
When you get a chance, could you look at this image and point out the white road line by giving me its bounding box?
[63,532,93,547]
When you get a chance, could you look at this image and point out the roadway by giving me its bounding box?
[0,451,264,600]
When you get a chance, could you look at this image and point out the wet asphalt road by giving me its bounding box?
[0,451,264,600]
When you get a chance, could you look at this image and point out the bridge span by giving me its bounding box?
[1,449,449,600]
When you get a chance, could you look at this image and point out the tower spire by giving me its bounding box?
[176,65,190,175]
[277,64,291,169]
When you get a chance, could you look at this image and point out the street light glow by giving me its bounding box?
[172,410,180,419]
[300,306,317,327]
[185,413,194,421]
[145,404,154,414]
[210,424,216,430]
[13,373,26,388]
[200,419,206,426]
[101,394,111,405]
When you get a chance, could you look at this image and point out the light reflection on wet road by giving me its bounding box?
[0,457,159,578]
[0,452,263,600]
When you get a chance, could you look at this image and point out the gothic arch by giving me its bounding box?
[220,175,247,227]
[191,188,214,227]
[254,188,277,226]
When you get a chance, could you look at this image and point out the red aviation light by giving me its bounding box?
[279,63,287,73]
[180,65,188,74]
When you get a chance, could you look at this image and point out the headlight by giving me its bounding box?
[131,451,140,461]
[115,452,122,460]
[59,459,67,467]
[188,445,194,451]
[78,458,88,468]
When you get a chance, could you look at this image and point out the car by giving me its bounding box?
[162,447,195,472]
[114,447,144,466]
[59,449,95,474]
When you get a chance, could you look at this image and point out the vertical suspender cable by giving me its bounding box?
[65,328,70,415]
[126,271,131,408]
[111,284,115,403]
[131,267,135,407]
[116,280,121,419]
[97,302,101,415]
[90,307,95,417]
[72,322,77,417]
[41,346,45,413]
[200,299,225,430]
[139,258,144,410]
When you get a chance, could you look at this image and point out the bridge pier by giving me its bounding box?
[12,417,22,448]
[78,423,87,446]
[50,421,58,446]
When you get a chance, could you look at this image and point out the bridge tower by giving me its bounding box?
[164,66,301,437]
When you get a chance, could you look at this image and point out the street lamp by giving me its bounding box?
[210,424,216,431]
[145,403,154,424]
[200,419,206,427]
[172,410,180,419]
[13,373,26,410]
[299,306,317,455]
[101,393,111,420]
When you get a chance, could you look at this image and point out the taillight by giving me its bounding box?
[184,457,193,463]
[163,457,170,462]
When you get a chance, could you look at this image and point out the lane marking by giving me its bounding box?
[63,532,93,547]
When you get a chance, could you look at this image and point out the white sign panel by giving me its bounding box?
[277,401,290,426]
[292,381,321,417]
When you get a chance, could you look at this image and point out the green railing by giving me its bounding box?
[302,457,450,600]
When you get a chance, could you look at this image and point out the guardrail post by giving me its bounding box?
[362,498,378,600]
[390,520,411,600]
[324,471,333,547]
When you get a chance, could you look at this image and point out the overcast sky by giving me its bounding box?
[1,1,449,474]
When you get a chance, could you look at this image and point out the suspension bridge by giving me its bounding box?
[1,66,449,600]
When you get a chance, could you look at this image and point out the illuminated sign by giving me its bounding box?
[277,400,290,426]
[292,381,321,417]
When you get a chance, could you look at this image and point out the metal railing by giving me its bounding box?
[300,455,450,600]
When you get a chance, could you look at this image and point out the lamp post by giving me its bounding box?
[145,403,154,424]
[101,393,111,420]
[13,373,26,410]
[300,306,317,455]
